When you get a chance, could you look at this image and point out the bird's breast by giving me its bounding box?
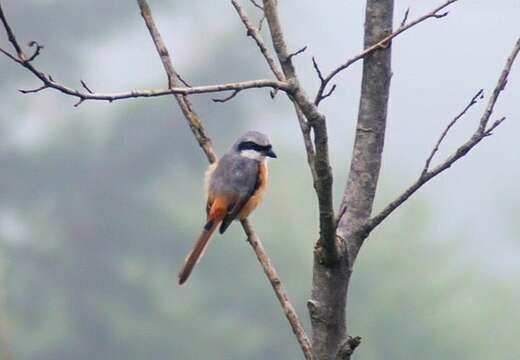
[238,160,268,219]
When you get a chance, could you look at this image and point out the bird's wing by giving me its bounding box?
[218,157,260,234]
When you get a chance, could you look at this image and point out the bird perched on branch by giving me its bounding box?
[178,131,277,285]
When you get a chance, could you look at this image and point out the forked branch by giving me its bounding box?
[364,35,520,234]
[136,1,314,359]
[261,0,337,264]
[0,3,288,108]
[314,0,459,105]
[421,89,484,176]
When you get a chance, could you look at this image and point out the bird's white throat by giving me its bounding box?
[240,150,264,160]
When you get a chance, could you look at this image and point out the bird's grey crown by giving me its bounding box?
[231,130,272,152]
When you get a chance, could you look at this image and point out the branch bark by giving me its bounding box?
[261,0,337,265]
[314,0,458,105]
[136,1,313,359]
[0,4,288,107]
[365,34,520,233]
[310,2,393,360]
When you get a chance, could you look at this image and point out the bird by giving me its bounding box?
[178,131,277,285]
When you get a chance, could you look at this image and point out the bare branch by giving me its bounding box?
[249,0,263,10]
[286,45,307,62]
[73,98,85,107]
[18,84,47,94]
[9,71,287,102]
[230,0,285,81]
[478,35,520,133]
[0,3,23,58]
[174,70,192,87]
[248,0,266,30]
[241,219,314,360]
[212,89,241,103]
[422,89,484,176]
[137,1,313,358]
[314,0,459,105]
[294,104,318,183]
[365,35,520,234]
[400,7,410,27]
[26,40,43,62]
[261,0,336,265]
[312,57,325,82]
[80,80,94,94]
[321,84,337,102]
[485,116,506,135]
[0,47,18,62]
[0,2,287,108]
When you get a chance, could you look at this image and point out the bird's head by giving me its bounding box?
[232,131,277,160]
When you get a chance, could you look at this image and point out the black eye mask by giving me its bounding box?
[238,141,272,153]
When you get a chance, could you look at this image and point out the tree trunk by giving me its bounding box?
[309,1,394,359]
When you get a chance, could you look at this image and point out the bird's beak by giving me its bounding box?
[265,149,277,158]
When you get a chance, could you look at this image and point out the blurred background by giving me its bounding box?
[1,0,519,359]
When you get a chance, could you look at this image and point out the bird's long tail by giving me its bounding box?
[178,219,220,285]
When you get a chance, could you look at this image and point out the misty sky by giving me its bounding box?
[1,0,519,297]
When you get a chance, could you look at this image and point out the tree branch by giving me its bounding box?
[0,3,287,107]
[365,35,520,234]
[261,0,337,264]
[314,0,459,105]
[231,0,318,186]
[12,75,288,104]
[241,219,314,360]
[421,89,484,176]
[136,1,313,359]
[230,0,285,81]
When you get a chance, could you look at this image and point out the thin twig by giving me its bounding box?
[421,89,484,176]
[231,0,285,81]
[286,45,307,62]
[314,0,459,105]
[136,1,313,358]
[231,0,323,211]
[485,116,506,135]
[80,80,94,94]
[320,84,337,102]
[312,57,324,82]
[364,35,520,234]
[400,8,410,27]
[249,0,263,10]
[0,3,23,58]
[175,70,192,87]
[26,40,43,62]
[18,84,47,94]
[0,47,18,62]
[212,89,241,103]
